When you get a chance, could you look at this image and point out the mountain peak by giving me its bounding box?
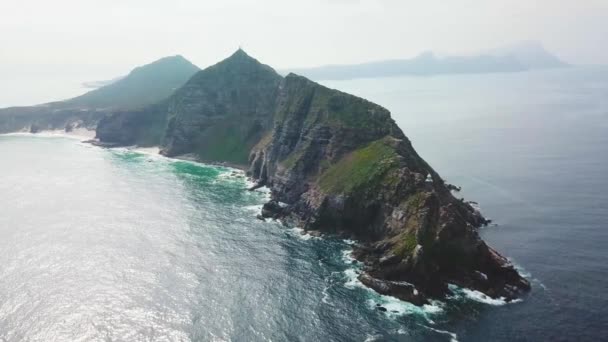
[222,48,257,64]
[195,49,278,78]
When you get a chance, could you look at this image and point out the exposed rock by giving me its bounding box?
[359,273,428,306]
[261,200,286,219]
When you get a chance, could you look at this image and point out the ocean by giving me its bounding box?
[1,66,607,341]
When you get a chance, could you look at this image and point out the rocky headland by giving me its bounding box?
[93,49,531,304]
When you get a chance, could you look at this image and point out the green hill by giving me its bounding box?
[63,55,199,109]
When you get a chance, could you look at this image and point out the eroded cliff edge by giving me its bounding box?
[97,50,531,305]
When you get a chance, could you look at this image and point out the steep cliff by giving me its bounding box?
[249,74,529,303]
[97,50,530,304]
[95,103,168,147]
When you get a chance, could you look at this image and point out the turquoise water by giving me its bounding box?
[1,66,607,341]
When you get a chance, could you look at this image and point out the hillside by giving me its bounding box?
[0,55,200,134]
[64,55,200,109]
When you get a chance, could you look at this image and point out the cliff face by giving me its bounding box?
[96,50,530,304]
[95,103,168,147]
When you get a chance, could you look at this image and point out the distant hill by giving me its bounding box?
[486,40,569,69]
[0,55,200,134]
[286,41,568,81]
[62,55,200,109]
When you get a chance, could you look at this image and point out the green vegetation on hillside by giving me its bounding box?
[65,55,199,109]
[393,230,418,257]
[194,121,258,165]
[318,138,399,194]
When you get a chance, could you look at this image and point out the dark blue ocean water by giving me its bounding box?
[325,66,608,341]
[0,66,606,341]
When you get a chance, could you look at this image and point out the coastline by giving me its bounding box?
[0,128,96,141]
[0,132,528,313]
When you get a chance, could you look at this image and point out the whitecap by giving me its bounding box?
[340,254,444,319]
[343,268,363,289]
[421,325,459,342]
[341,249,357,264]
[448,284,520,306]
[364,334,382,342]
[286,227,320,241]
[1,129,95,140]
[365,295,445,319]
[321,284,332,305]
[342,239,356,246]
[243,204,264,214]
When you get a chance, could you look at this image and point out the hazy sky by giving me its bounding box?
[1,0,607,105]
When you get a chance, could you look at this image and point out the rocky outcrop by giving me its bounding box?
[96,50,530,304]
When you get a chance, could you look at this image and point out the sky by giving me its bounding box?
[1,0,607,106]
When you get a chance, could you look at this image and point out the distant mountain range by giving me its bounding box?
[286,41,569,80]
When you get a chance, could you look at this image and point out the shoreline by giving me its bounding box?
[1,128,96,141]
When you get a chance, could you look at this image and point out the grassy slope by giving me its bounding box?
[318,138,399,194]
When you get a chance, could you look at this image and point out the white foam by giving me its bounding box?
[1,129,95,141]
[342,239,356,246]
[285,227,320,241]
[448,284,520,306]
[366,295,445,320]
[343,268,363,289]
[364,334,382,342]
[341,249,357,264]
[340,252,444,319]
[321,284,331,304]
[132,146,161,156]
[421,325,459,342]
[244,204,264,213]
